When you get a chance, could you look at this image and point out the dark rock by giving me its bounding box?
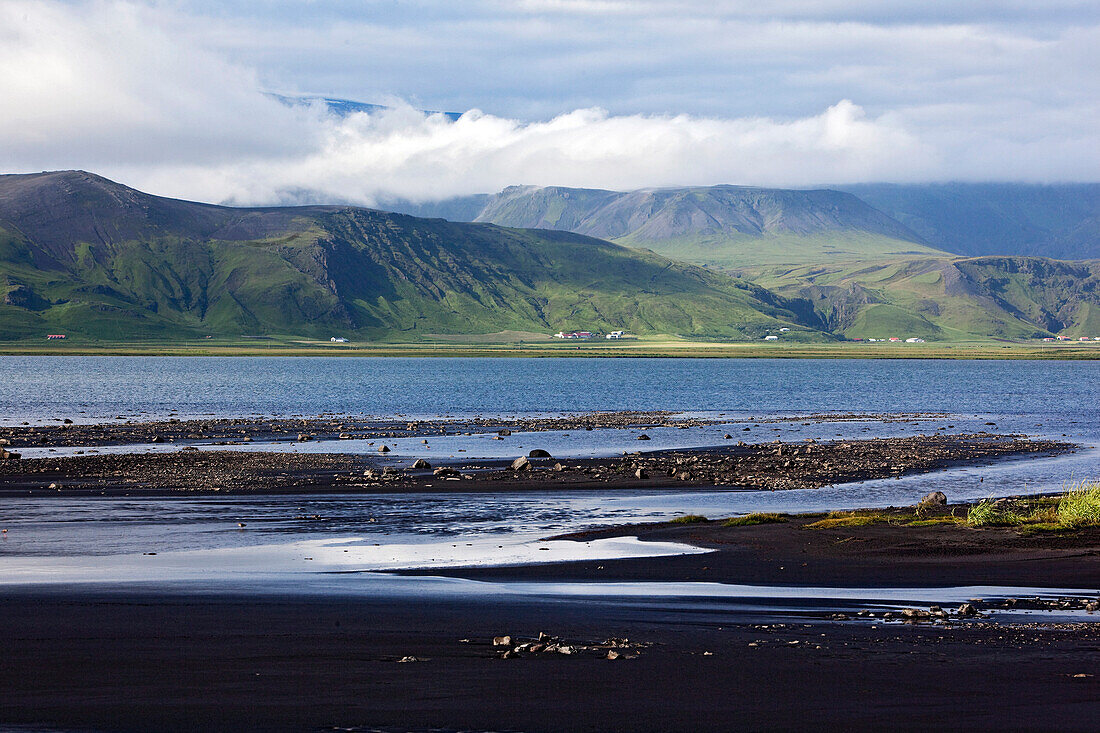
[636,434,650,440]
[411,459,431,469]
[497,429,512,436]
[920,491,948,506]
[0,448,21,460]
[378,445,390,453]
[957,603,977,617]
[528,449,552,458]
[634,468,648,479]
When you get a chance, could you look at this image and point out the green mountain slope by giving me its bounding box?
[742,256,1100,341]
[463,184,947,267]
[0,171,827,342]
[837,183,1100,260]
[384,182,1100,264]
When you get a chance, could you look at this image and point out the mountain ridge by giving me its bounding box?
[0,171,826,341]
[384,182,1100,264]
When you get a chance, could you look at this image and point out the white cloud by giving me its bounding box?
[0,0,1096,206]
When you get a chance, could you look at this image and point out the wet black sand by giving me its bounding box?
[1,584,1098,733]
[4,504,1100,732]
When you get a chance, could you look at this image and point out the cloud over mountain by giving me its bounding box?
[0,1,1096,206]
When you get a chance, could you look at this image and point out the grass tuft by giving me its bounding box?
[966,481,1100,530]
[722,512,788,527]
[966,500,1025,527]
[1055,481,1100,527]
[669,514,708,525]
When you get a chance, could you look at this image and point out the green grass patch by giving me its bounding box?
[906,517,963,527]
[966,481,1100,531]
[1016,523,1069,535]
[669,514,708,525]
[1055,481,1100,527]
[803,510,903,529]
[805,515,878,529]
[722,512,788,527]
[966,500,1025,527]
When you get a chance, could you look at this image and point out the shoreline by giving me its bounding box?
[415,501,1100,590]
[3,506,1099,732]
[3,340,1100,360]
[0,431,1072,496]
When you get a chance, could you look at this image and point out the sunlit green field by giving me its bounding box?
[4,333,1098,359]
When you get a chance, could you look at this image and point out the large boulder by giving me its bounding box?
[528,449,552,458]
[511,456,531,472]
[919,491,948,507]
[411,458,431,469]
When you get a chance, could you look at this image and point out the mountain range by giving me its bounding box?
[0,171,822,341]
[389,182,1100,265]
[2,171,1100,343]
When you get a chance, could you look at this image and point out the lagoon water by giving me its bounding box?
[1,355,1098,424]
[2,356,1098,608]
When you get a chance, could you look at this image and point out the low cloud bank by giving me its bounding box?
[0,1,1096,206]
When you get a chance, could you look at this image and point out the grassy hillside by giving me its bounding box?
[467,184,945,268]
[742,256,1100,341]
[0,171,828,342]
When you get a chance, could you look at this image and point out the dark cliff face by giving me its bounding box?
[0,171,825,341]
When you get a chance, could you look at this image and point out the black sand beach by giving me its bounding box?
[4,507,1100,733]
[2,418,1096,731]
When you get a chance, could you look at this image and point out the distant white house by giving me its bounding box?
[606,330,625,339]
[330,337,348,343]
[764,335,779,341]
[779,327,790,333]
[905,337,925,343]
[555,331,593,339]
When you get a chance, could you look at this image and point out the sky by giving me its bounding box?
[1,0,1097,205]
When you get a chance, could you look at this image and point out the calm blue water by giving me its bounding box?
[1,357,1098,598]
[0,355,1097,423]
